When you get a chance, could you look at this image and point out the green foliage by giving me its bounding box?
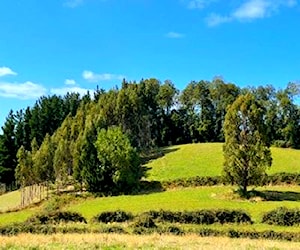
[94,126,142,194]
[223,93,272,194]
[26,211,87,224]
[0,111,18,186]
[2,78,300,196]
[93,210,133,223]
[133,214,157,229]
[32,134,55,183]
[143,209,252,225]
[262,207,300,226]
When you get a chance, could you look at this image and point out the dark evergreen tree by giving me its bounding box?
[0,111,17,185]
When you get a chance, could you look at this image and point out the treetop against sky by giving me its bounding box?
[0,0,299,127]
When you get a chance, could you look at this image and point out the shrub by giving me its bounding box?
[93,210,133,223]
[163,226,184,235]
[133,215,157,229]
[214,210,252,224]
[101,226,126,234]
[262,207,300,226]
[142,209,252,225]
[27,211,87,224]
[162,176,223,188]
[266,172,300,185]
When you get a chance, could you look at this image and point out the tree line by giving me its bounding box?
[0,78,299,193]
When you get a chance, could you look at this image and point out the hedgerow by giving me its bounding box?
[262,207,300,226]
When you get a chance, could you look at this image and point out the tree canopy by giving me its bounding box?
[223,93,272,194]
[0,78,299,193]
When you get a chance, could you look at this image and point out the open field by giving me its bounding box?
[0,208,38,226]
[0,190,20,212]
[0,142,300,247]
[1,185,300,230]
[67,185,300,228]
[1,233,300,250]
[146,143,300,181]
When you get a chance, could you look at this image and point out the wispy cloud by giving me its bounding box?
[63,0,84,8]
[50,86,92,96]
[0,81,47,99]
[65,79,76,85]
[82,70,125,83]
[206,0,297,26]
[165,32,185,39]
[206,13,232,26]
[186,0,217,9]
[0,67,17,77]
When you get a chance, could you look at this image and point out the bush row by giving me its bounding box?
[2,223,300,242]
[160,172,300,188]
[143,209,252,225]
[26,211,87,224]
[227,229,300,241]
[162,176,223,188]
[93,209,252,225]
[92,210,133,223]
[262,207,300,226]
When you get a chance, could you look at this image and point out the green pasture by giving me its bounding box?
[146,143,300,181]
[0,190,20,212]
[67,185,300,226]
[0,209,36,226]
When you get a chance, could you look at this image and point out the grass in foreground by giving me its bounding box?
[1,233,300,250]
[146,143,300,181]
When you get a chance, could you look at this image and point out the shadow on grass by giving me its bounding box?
[141,147,179,165]
[137,147,180,196]
[249,190,300,201]
[139,180,165,195]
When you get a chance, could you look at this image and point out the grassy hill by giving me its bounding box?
[0,190,21,212]
[1,142,300,234]
[145,143,300,181]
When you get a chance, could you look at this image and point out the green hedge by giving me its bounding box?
[26,211,87,224]
[262,207,300,226]
[93,210,134,223]
[160,172,300,188]
[143,209,252,225]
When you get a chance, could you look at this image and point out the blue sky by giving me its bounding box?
[0,0,299,127]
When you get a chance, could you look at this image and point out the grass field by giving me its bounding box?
[146,143,300,181]
[1,233,300,250]
[67,185,300,228]
[0,142,300,247]
[0,190,20,212]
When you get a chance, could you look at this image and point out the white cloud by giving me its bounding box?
[0,67,17,77]
[64,0,84,8]
[186,0,217,9]
[165,32,185,39]
[233,0,273,20]
[206,13,232,26]
[82,70,125,83]
[65,79,76,85]
[206,0,298,26]
[50,86,92,96]
[0,81,47,99]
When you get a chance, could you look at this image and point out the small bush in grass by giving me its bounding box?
[101,226,126,234]
[214,210,252,224]
[27,211,87,224]
[164,226,184,235]
[93,210,133,223]
[133,214,157,229]
[262,207,300,226]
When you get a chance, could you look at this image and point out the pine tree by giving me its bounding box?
[223,93,272,195]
